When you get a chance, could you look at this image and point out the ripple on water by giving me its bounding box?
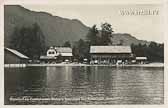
[4,66,164,104]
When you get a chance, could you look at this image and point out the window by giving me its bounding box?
[48,51,55,54]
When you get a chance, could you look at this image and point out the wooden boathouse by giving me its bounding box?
[90,46,134,64]
[4,47,29,64]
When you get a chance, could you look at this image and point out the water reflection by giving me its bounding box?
[5,66,163,104]
[46,66,72,87]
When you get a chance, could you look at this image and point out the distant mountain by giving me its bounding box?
[4,5,89,47]
[111,33,149,45]
[4,5,150,47]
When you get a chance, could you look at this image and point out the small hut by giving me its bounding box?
[136,57,147,64]
[4,47,29,64]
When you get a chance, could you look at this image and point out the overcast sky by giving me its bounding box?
[22,4,164,43]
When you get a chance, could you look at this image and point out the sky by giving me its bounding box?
[22,4,164,43]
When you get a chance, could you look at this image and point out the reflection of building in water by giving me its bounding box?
[46,67,72,88]
[40,46,73,63]
[90,46,134,64]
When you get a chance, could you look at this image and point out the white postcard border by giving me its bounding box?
[0,0,167,108]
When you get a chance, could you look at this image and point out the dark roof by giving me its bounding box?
[5,48,29,59]
[90,46,132,54]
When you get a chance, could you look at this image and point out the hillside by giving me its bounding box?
[112,33,149,45]
[4,5,150,47]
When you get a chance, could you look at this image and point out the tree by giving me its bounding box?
[77,39,89,60]
[149,41,157,48]
[147,42,164,62]
[63,41,71,47]
[100,22,113,45]
[86,24,100,45]
[72,39,90,62]
[10,23,46,59]
[72,44,80,59]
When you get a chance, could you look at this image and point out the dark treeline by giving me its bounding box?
[131,42,164,62]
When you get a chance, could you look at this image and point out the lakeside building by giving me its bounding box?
[40,46,73,63]
[90,46,134,64]
[4,47,29,64]
[136,57,148,64]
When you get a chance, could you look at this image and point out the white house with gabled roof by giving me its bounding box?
[40,46,73,63]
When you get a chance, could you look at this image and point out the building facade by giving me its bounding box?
[90,46,133,64]
[40,46,73,63]
[4,48,29,64]
[136,57,148,64]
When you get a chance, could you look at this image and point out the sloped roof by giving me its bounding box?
[90,46,132,54]
[5,48,29,59]
[55,47,72,53]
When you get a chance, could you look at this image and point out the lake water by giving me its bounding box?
[4,66,164,105]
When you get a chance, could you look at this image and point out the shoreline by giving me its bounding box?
[4,63,163,68]
[4,63,164,68]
